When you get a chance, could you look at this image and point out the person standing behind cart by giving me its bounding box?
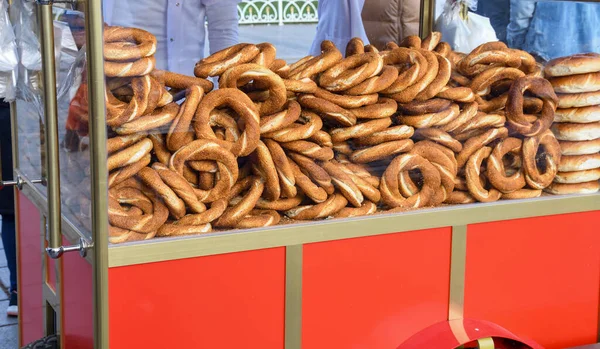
[0,101,17,317]
[361,0,421,51]
[507,0,600,62]
[309,0,370,56]
[102,0,242,75]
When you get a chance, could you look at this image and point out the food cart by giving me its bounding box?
[4,0,599,348]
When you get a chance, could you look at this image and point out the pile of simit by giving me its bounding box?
[103,26,565,243]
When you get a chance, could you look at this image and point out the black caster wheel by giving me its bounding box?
[21,334,59,349]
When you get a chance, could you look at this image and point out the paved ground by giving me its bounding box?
[0,216,19,349]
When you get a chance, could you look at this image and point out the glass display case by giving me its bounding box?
[7,0,600,348]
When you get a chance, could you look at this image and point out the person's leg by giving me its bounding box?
[2,214,17,316]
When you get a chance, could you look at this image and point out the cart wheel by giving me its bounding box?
[21,334,59,349]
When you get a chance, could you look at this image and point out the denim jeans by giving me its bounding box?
[475,0,510,43]
[1,214,16,293]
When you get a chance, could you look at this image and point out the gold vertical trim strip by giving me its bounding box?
[419,0,435,38]
[285,245,303,349]
[84,0,110,347]
[38,3,63,252]
[449,225,467,320]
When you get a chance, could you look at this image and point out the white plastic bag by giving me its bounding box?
[0,0,17,72]
[0,0,17,101]
[434,0,498,53]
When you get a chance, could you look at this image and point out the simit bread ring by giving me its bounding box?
[486,137,526,193]
[150,69,213,92]
[381,48,428,94]
[288,159,328,203]
[288,40,343,79]
[116,102,179,135]
[251,43,277,67]
[138,167,187,219]
[152,163,206,214]
[344,65,398,95]
[506,76,558,137]
[456,127,508,168]
[262,110,323,142]
[389,50,439,103]
[314,88,378,108]
[522,130,561,189]
[444,191,476,205]
[319,52,383,92]
[469,67,525,96]
[214,177,265,228]
[346,37,365,57]
[297,94,357,126]
[219,63,287,115]
[280,140,334,161]
[264,139,297,198]
[350,139,414,163]
[108,154,151,189]
[465,147,503,202]
[107,138,153,172]
[354,125,414,146]
[194,43,259,78]
[260,100,302,134]
[330,118,392,143]
[288,153,334,195]
[107,133,146,154]
[284,193,348,220]
[398,98,452,115]
[194,88,260,156]
[236,209,281,229]
[501,189,542,200]
[103,26,157,61]
[413,128,462,153]
[252,140,281,201]
[415,53,451,101]
[349,98,398,119]
[380,153,441,208]
[105,56,156,77]
[169,139,239,202]
[435,86,476,102]
[333,201,378,218]
[166,85,204,151]
[321,160,364,207]
[108,186,169,234]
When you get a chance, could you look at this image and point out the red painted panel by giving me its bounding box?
[61,236,93,349]
[303,228,453,349]
[16,192,44,346]
[464,211,600,349]
[109,247,286,349]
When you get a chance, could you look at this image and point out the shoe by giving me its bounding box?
[6,290,17,317]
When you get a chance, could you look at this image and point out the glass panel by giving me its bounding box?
[12,2,92,238]
[96,0,599,244]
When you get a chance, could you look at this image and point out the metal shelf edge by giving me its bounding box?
[108,193,599,268]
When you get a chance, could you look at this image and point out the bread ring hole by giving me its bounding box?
[534,144,551,174]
